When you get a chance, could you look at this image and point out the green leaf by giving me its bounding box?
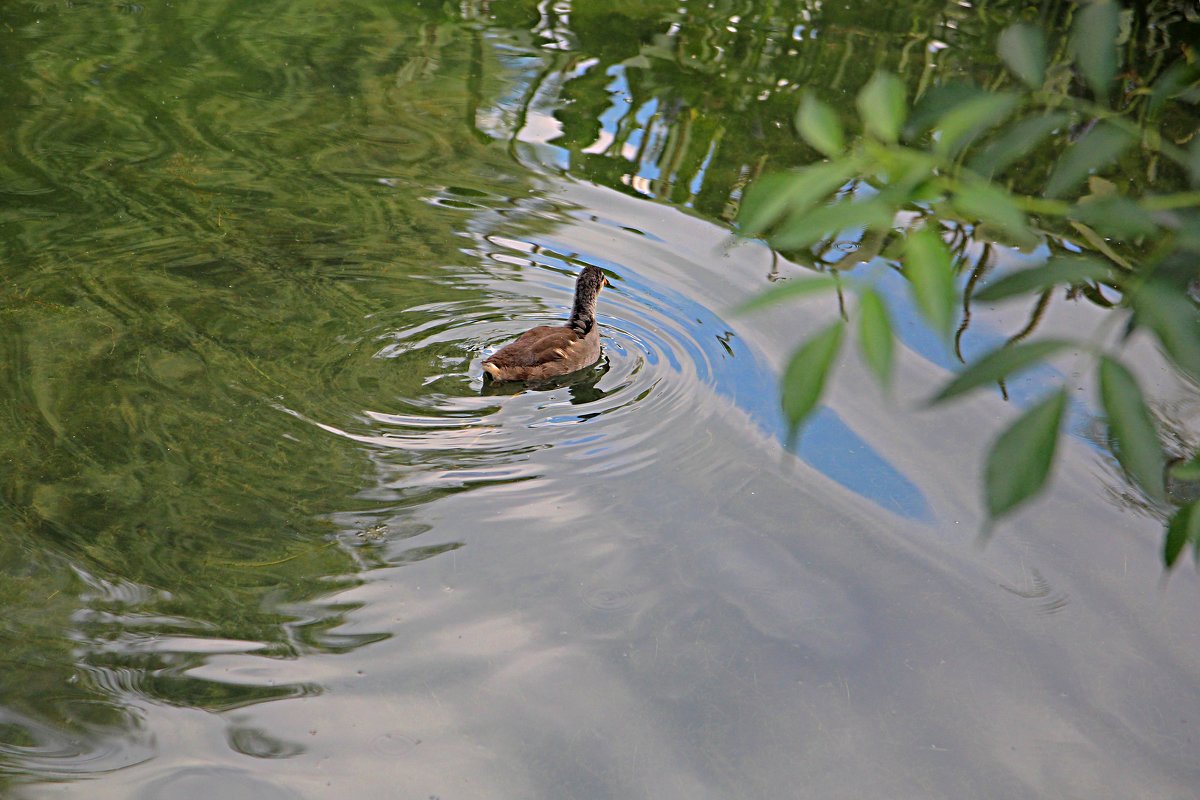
[735,276,840,314]
[771,196,894,251]
[1163,502,1200,569]
[975,257,1111,301]
[1071,0,1120,101]
[738,161,859,236]
[969,112,1069,178]
[906,83,986,140]
[1044,123,1134,198]
[781,322,845,442]
[985,390,1067,518]
[857,288,893,389]
[796,93,844,158]
[1071,196,1158,239]
[1178,221,1200,255]
[933,93,1020,158]
[952,176,1035,246]
[1098,356,1164,502]
[1130,282,1200,383]
[1067,221,1133,271]
[931,339,1076,404]
[856,71,907,143]
[1148,62,1199,114]
[737,172,793,236]
[998,23,1046,88]
[1169,459,1200,482]
[904,227,956,339]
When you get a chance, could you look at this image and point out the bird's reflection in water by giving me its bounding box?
[481,355,610,405]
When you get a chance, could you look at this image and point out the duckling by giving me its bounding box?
[482,266,610,382]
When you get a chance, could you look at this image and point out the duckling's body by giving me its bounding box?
[483,266,609,383]
[482,323,600,383]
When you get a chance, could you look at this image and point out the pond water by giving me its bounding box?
[2,2,1199,798]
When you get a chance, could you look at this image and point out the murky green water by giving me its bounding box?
[3,2,1198,798]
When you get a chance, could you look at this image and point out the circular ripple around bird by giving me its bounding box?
[290,229,731,491]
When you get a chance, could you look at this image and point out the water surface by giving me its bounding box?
[2,2,1198,798]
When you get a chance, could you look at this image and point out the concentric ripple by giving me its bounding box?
[288,222,757,491]
[282,183,930,523]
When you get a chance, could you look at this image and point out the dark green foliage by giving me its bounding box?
[734,3,1200,566]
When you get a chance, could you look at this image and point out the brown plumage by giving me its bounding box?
[482,266,610,382]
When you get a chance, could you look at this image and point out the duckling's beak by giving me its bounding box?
[602,276,610,288]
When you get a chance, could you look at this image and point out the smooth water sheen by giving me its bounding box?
[2,2,1198,799]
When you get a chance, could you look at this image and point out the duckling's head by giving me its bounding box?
[577,265,609,294]
[569,266,609,335]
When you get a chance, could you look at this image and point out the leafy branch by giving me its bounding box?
[738,0,1200,568]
